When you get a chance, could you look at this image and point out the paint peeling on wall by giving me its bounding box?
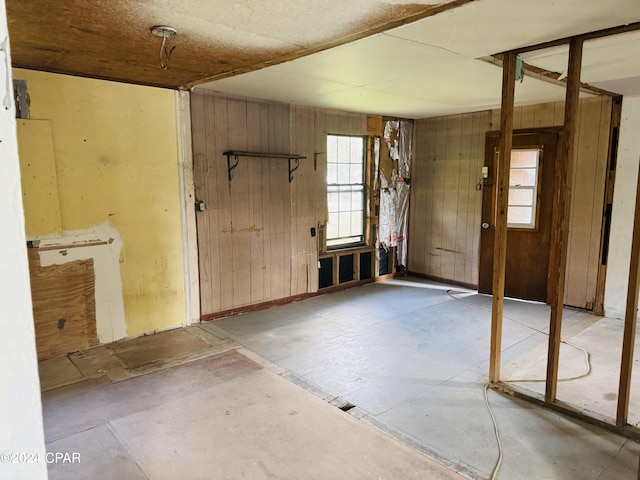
[378,120,412,266]
[38,222,127,344]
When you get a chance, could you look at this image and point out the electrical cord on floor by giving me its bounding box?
[483,383,503,480]
[445,289,591,382]
[446,289,592,479]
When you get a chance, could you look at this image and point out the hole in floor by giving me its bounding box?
[338,401,356,412]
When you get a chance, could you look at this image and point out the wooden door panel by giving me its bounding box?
[478,131,560,303]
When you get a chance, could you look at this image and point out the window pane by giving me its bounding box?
[508,206,533,226]
[511,149,539,168]
[327,136,337,163]
[328,191,339,213]
[351,211,363,235]
[338,211,351,236]
[337,136,351,163]
[352,190,363,210]
[509,168,536,186]
[337,164,350,183]
[327,212,339,239]
[327,163,338,184]
[508,188,534,207]
[507,148,539,229]
[339,190,351,211]
[350,163,363,183]
[350,138,363,163]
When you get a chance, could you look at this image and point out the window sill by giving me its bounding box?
[319,245,375,258]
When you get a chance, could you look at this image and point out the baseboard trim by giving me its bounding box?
[200,273,397,322]
[407,271,477,291]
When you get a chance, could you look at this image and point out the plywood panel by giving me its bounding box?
[426,118,439,276]
[260,101,273,300]
[290,106,315,295]
[267,101,290,301]
[441,115,462,281]
[459,113,474,284]
[191,90,219,314]
[519,104,536,130]
[213,93,235,312]
[470,111,487,284]
[28,249,97,360]
[315,109,328,224]
[533,102,556,127]
[281,103,293,299]
[431,117,448,278]
[227,97,252,307]
[564,97,612,308]
[589,97,613,300]
[247,100,266,304]
[408,118,428,273]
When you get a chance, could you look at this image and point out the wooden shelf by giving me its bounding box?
[223,150,306,182]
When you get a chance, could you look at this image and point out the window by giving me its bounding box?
[326,134,366,248]
[507,148,541,229]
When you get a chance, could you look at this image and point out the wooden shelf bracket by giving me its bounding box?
[223,150,306,182]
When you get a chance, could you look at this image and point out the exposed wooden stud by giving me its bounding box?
[545,38,583,403]
[489,51,517,384]
[491,381,640,442]
[616,160,640,427]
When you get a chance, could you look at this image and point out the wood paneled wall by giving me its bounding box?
[191,90,367,317]
[409,96,612,309]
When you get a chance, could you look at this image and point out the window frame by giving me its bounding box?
[325,133,367,250]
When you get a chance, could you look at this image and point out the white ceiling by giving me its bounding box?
[199,0,640,119]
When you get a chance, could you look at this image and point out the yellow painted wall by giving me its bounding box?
[14,69,186,337]
[16,119,62,237]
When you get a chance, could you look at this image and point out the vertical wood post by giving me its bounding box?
[616,160,640,427]
[489,51,516,383]
[545,38,583,402]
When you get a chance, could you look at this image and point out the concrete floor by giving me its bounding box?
[38,276,640,479]
[206,277,640,479]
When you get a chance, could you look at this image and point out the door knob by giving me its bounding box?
[482,222,489,229]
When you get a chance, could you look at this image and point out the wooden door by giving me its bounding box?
[478,130,560,302]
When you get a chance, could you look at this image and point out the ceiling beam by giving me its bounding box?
[481,55,618,97]
[509,21,640,56]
